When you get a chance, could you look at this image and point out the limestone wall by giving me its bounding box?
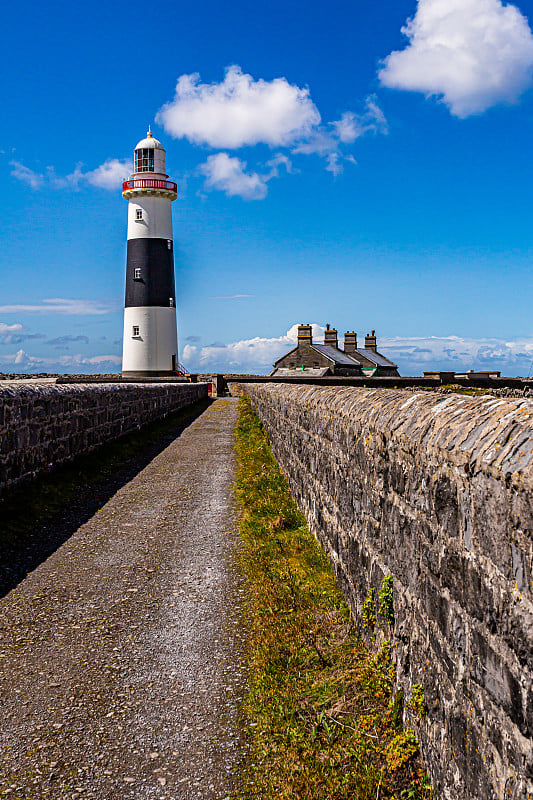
[0,382,208,495]
[243,383,533,800]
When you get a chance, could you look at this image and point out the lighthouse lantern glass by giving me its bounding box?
[135,148,154,173]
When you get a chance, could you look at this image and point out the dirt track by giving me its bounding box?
[0,398,246,799]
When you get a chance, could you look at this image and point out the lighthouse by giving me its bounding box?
[122,129,179,376]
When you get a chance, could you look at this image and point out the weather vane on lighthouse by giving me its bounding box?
[121,128,179,376]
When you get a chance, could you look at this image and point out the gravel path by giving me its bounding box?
[0,398,246,800]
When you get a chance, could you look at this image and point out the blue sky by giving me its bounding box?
[1,0,533,375]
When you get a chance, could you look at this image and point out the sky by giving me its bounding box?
[1,0,533,376]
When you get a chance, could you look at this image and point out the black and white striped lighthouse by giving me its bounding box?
[122,129,178,376]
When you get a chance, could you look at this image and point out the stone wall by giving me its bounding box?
[242,383,533,800]
[0,382,208,496]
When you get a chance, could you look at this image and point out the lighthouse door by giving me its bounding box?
[171,354,176,373]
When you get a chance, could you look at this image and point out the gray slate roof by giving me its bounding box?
[311,344,360,366]
[355,348,397,368]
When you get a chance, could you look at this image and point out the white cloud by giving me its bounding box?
[332,114,361,145]
[10,158,131,191]
[0,323,23,335]
[0,330,46,345]
[199,153,269,200]
[85,159,132,189]
[0,349,46,368]
[14,349,31,365]
[325,153,343,176]
[154,66,387,193]
[60,354,122,366]
[292,95,388,174]
[182,323,326,373]
[0,350,122,373]
[379,0,533,117]
[156,65,321,149]
[292,129,338,156]
[332,97,389,142]
[266,153,294,176]
[0,298,118,315]
[10,161,44,189]
[375,334,533,374]
[181,325,533,376]
[46,163,85,189]
[4,330,532,377]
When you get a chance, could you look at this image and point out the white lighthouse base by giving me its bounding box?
[122,306,178,376]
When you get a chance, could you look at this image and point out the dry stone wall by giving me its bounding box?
[0,382,208,496]
[242,383,533,800]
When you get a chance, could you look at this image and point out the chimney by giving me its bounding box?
[298,323,313,344]
[324,323,338,349]
[365,330,377,352]
[344,331,358,355]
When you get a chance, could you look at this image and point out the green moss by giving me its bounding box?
[390,688,405,731]
[385,730,419,773]
[409,684,427,719]
[378,575,394,625]
[401,770,434,799]
[362,587,376,630]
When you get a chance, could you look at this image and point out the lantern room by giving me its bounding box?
[133,127,167,176]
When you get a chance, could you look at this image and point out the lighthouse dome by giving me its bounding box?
[133,128,167,175]
[134,132,165,151]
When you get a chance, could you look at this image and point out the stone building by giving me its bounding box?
[270,324,399,377]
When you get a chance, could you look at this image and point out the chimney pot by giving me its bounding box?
[324,325,338,349]
[298,323,313,344]
[344,330,358,355]
[365,330,378,352]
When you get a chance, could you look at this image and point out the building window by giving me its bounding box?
[167,240,172,250]
[135,148,154,173]
[134,268,141,280]
[136,209,143,220]
[169,297,174,307]
[132,326,140,337]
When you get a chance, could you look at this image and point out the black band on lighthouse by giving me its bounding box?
[125,238,176,307]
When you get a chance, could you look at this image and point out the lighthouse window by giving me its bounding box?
[132,326,140,337]
[134,268,141,280]
[169,297,174,307]
[136,209,143,220]
[167,240,172,250]
[135,148,154,173]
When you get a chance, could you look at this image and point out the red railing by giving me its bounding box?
[122,179,177,193]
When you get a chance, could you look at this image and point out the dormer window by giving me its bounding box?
[135,148,154,173]
[134,268,141,280]
[136,209,143,221]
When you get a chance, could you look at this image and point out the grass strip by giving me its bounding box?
[234,397,432,800]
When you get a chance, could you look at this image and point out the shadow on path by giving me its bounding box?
[0,397,212,598]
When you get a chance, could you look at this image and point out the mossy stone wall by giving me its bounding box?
[0,382,208,495]
[243,383,533,800]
